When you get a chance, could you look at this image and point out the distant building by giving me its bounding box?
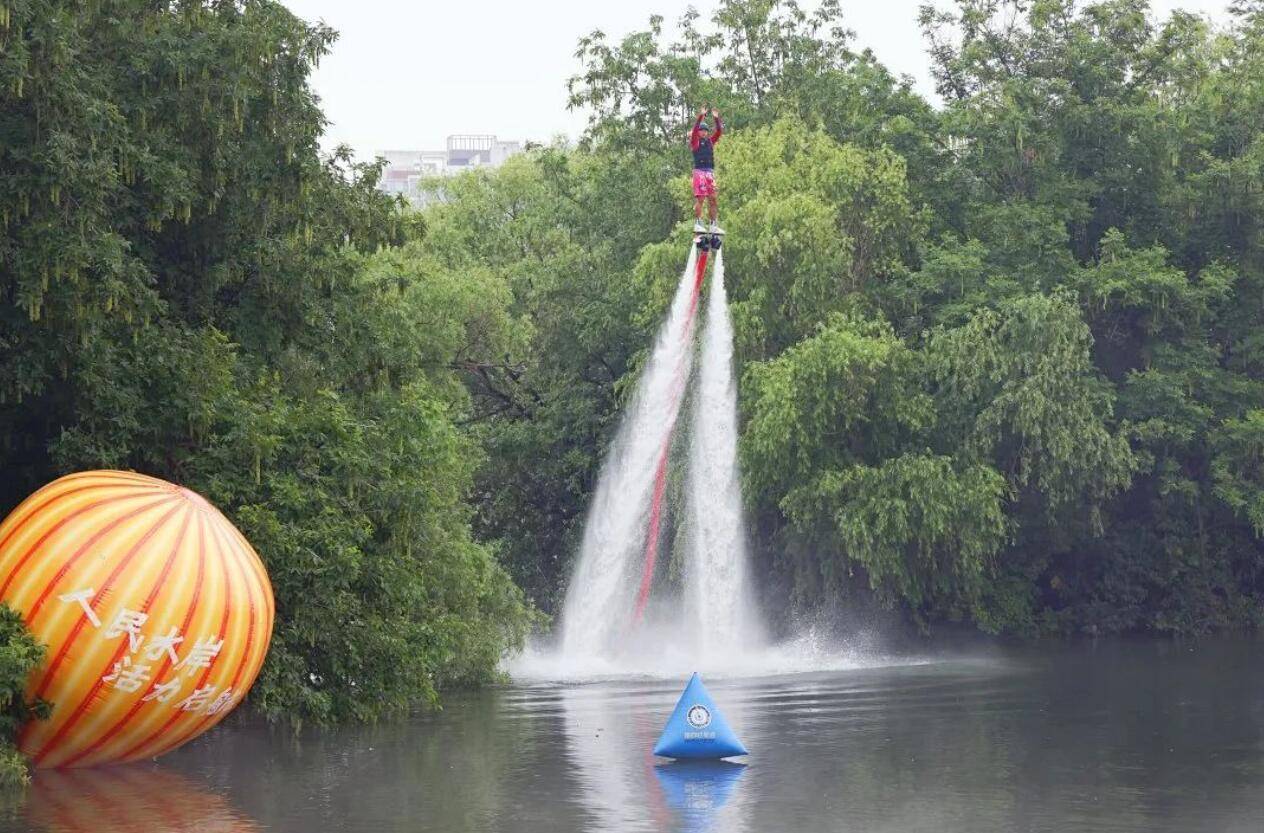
[378,135,523,202]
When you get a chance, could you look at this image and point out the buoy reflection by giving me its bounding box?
[653,760,747,833]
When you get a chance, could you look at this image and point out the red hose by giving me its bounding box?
[632,249,710,623]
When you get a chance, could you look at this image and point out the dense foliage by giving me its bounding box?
[440,0,1264,635]
[0,605,46,784]
[0,0,535,730]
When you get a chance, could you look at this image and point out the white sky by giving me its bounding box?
[282,0,1236,160]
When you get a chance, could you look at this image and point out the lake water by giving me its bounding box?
[8,638,1264,833]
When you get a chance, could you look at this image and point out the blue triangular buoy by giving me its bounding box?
[653,672,748,759]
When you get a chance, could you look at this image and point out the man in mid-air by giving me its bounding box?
[690,106,723,235]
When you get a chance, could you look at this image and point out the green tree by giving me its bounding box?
[458,0,1264,637]
[1,0,534,731]
[0,605,47,785]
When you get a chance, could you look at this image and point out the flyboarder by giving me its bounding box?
[691,106,724,236]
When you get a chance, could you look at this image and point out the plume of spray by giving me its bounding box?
[685,252,764,654]
[561,249,702,656]
[523,245,886,680]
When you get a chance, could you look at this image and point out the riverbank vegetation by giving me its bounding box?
[2,0,1263,750]
[0,607,45,784]
[0,0,535,739]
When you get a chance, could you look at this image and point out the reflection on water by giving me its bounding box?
[22,765,258,833]
[559,683,666,831]
[5,639,1264,833]
[654,762,746,833]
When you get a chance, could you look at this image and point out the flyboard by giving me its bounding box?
[633,228,725,625]
[654,673,748,759]
[694,228,725,252]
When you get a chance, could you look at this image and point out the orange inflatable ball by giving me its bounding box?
[0,470,274,769]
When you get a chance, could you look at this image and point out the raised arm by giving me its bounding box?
[711,109,723,144]
[690,110,705,150]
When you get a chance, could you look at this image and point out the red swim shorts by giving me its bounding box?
[692,169,717,198]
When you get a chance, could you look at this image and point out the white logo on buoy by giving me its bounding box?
[686,704,712,728]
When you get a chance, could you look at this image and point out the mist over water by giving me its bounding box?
[509,626,928,683]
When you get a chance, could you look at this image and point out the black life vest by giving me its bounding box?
[692,136,714,170]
